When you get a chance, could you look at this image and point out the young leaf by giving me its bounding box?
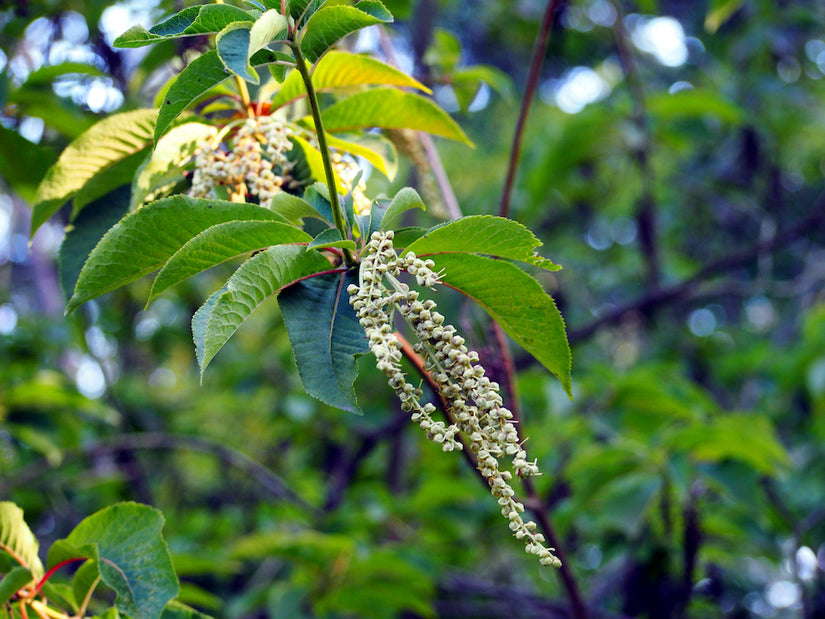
[267,191,329,225]
[132,122,217,209]
[321,88,473,146]
[299,1,393,64]
[67,197,285,314]
[31,109,157,235]
[307,228,356,250]
[0,502,44,578]
[431,253,572,396]
[291,134,344,191]
[279,271,369,413]
[46,503,177,619]
[270,50,429,110]
[196,245,333,375]
[378,187,425,233]
[403,215,560,270]
[0,567,33,605]
[149,221,311,303]
[193,285,227,372]
[113,4,253,48]
[59,186,131,300]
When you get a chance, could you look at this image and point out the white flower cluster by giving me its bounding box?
[348,230,561,568]
[190,116,295,206]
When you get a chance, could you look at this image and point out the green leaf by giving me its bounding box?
[450,65,515,110]
[31,109,157,236]
[132,122,217,209]
[67,197,285,314]
[666,414,789,475]
[215,23,261,84]
[217,11,288,86]
[0,502,44,578]
[217,23,258,83]
[0,566,33,605]
[391,226,428,247]
[279,271,368,413]
[156,52,230,143]
[160,601,216,619]
[196,245,333,375]
[307,227,356,250]
[18,62,107,86]
[299,1,393,64]
[430,253,571,395]
[72,559,102,612]
[149,221,311,303]
[287,0,324,24]
[47,503,177,619]
[378,187,425,233]
[75,150,149,212]
[267,191,329,225]
[193,286,227,372]
[321,88,473,146]
[270,50,429,110]
[113,5,253,48]
[404,215,560,270]
[648,89,744,125]
[59,186,131,300]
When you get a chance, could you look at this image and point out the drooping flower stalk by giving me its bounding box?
[348,230,561,567]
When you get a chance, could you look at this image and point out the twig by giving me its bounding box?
[492,322,588,619]
[568,200,825,344]
[499,0,564,218]
[610,1,660,288]
[2,433,317,516]
[322,408,410,511]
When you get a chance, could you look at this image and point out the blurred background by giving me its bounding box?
[2,0,825,616]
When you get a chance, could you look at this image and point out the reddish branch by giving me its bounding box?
[499,0,564,218]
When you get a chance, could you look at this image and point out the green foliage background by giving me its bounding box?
[2,0,825,616]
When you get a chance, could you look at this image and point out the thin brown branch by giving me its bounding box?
[499,0,564,218]
[569,200,825,344]
[611,0,659,288]
[1,433,317,515]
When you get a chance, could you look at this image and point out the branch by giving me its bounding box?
[568,201,825,344]
[499,0,564,218]
[2,433,318,516]
[492,323,588,619]
[610,0,660,287]
[322,407,410,511]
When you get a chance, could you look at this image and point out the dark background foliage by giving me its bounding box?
[2,0,825,617]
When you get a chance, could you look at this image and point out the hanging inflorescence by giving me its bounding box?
[348,230,561,568]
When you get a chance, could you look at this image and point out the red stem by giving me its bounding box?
[35,557,86,593]
[499,0,563,218]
